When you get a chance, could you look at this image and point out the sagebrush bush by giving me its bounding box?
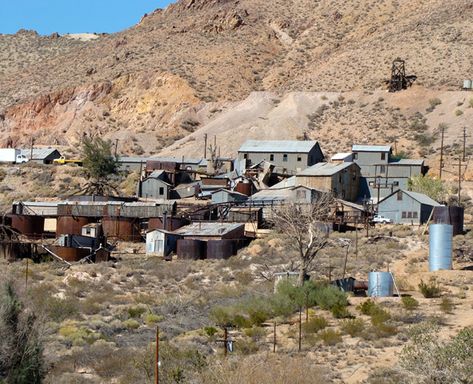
[340,318,365,337]
[318,329,342,345]
[401,296,419,311]
[314,285,348,310]
[439,297,455,314]
[419,278,441,298]
[302,316,328,333]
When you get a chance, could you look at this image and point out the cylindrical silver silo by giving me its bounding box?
[368,272,393,297]
[429,224,453,271]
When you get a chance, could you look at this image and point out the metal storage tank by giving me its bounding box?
[235,182,252,196]
[102,217,141,242]
[463,79,472,89]
[429,224,453,271]
[368,272,393,297]
[57,216,94,236]
[207,240,236,259]
[176,239,206,260]
[432,206,464,236]
[10,215,44,237]
[47,245,91,263]
[148,217,188,232]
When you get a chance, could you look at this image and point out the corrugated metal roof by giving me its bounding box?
[379,190,441,206]
[352,145,392,152]
[239,140,318,153]
[269,176,296,189]
[297,162,355,176]
[20,148,60,160]
[173,222,244,236]
[331,152,352,161]
[389,159,424,166]
[118,156,203,164]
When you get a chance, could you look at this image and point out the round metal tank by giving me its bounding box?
[10,215,44,237]
[368,272,393,297]
[432,206,464,236]
[429,224,453,271]
[207,240,236,259]
[235,182,252,196]
[463,79,472,89]
[148,217,188,232]
[102,217,141,242]
[177,239,206,260]
[57,216,94,236]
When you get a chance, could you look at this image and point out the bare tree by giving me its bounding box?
[270,193,334,285]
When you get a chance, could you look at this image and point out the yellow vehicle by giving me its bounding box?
[53,156,83,166]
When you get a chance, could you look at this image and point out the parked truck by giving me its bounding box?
[0,149,29,164]
[53,156,83,166]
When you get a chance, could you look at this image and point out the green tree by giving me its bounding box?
[0,282,44,384]
[408,175,446,202]
[82,137,119,195]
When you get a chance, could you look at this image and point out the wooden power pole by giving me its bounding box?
[439,125,445,179]
[155,327,159,384]
[458,158,462,205]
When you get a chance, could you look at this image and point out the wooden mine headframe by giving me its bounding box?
[388,58,416,92]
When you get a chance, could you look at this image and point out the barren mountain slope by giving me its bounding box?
[1,0,473,152]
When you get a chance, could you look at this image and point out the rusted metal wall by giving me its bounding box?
[102,217,142,242]
[176,239,206,260]
[57,216,94,236]
[206,240,236,260]
[47,245,91,262]
[432,206,464,236]
[10,215,44,237]
[148,217,189,232]
[235,182,253,196]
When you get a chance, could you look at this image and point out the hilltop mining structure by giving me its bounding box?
[388,58,417,92]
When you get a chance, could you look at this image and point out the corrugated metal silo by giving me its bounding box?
[368,272,393,297]
[176,239,206,260]
[429,224,453,271]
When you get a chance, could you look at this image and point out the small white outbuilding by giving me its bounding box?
[146,229,181,257]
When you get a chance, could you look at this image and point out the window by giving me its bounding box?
[297,156,302,162]
[283,154,288,162]
[243,154,248,159]
[413,212,418,219]
[381,153,386,160]
[402,212,407,218]
[159,187,164,196]
[397,191,402,200]
[407,212,412,218]
[380,165,386,174]
[296,189,306,200]
[270,154,274,161]
[353,153,358,160]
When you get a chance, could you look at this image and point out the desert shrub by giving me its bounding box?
[400,323,473,383]
[318,329,342,345]
[237,338,259,355]
[426,98,441,112]
[34,295,79,322]
[439,297,455,314]
[144,313,163,325]
[331,304,354,319]
[418,278,441,298]
[123,319,140,330]
[59,322,103,346]
[244,326,266,341]
[127,306,146,318]
[340,318,365,337]
[358,299,378,316]
[455,109,464,116]
[314,285,348,310]
[401,296,419,311]
[302,316,328,333]
[204,326,218,337]
[0,282,45,384]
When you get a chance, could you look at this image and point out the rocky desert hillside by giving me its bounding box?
[1,0,473,157]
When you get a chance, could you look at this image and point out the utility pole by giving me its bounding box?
[224,327,228,357]
[114,139,119,158]
[155,327,159,384]
[298,307,302,352]
[355,217,358,260]
[439,125,445,179]
[204,134,207,159]
[463,127,468,162]
[30,137,35,162]
[458,157,462,205]
[273,322,277,353]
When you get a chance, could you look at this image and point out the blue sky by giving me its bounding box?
[1,0,173,35]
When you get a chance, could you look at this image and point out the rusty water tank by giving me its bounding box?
[47,245,91,263]
[57,216,94,236]
[10,215,44,237]
[432,206,464,236]
[102,217,141,242]
[176,239,206,260]
[148,217,188,232]
[235,182,252,196]
[206,240,236,259]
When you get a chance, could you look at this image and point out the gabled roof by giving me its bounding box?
[270,176,296,189]
[331,152,353,161]
[379,189,441,207]
[352,144,392,152]
[389,159,424,166]
[212,189,248,198]
[239,140,319,153]
[144,170,172,185]
[297,162,358,176]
